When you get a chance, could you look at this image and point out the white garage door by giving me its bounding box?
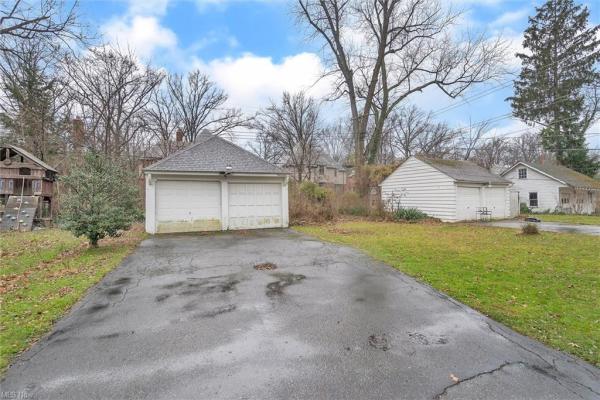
[156,180,221,233]
[228,183,282,229]
[457,186,480,221]
[484,187,507,219]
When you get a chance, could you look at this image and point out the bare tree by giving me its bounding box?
[143,85,180,157]
[455,119,491,160]
[472,136,507,169]
[253,91,323,181]
[0,0,83,56]
[389,105,455,159]
[247,131,284,165]
[0,37,70,161]
[320,120,352,164]
[167,71,245,142]
[62,47,163,159]
[297,0,506,192]
[503,132,543,165]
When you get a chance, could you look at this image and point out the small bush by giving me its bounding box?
[521,223,540,235]
[520,203,531,214]
[299,181,330,202]
[393,207,428,222]
[337,191,368,216]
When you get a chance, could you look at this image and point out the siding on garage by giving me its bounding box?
[503,166,565,211]
[380,157,457,221]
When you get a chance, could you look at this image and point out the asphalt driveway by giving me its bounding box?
[486,220,600,236]
[2,230,599,399]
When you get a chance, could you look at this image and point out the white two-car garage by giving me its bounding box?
[143,133,289,234]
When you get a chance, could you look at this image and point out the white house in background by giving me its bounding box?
[501,162,600,214]
[144,132,289,234]
[380,156,515,222]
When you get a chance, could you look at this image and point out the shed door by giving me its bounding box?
[228,183,282,229]
[457,186,481,221]
[484,187,507,218]
[156,180,221,233]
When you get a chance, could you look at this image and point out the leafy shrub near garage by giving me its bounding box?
[289,181,335,224]
[521,223,540,235]
[337,191,369,216]
[520,203,531,214]
[392,208,428,222]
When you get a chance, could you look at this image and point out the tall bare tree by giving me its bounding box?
[0,37,70,161]
[143,85,180,157]
[320,120,352,164]
[253,91,323,181]
[455,119,492,160]
[167,71,245,142]
[0,0,83,56]
[472,136,508,169]
[503,132,543,165]
[247,131,284,165]
[297,0,506,192]
[62,47,163,159]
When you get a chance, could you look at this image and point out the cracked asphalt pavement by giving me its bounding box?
[2,229,599,399]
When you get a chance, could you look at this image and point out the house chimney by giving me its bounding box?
[72,117,85,153]
[176,129,184,143]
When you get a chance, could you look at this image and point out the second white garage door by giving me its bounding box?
[456,186,480,221]
[228,183,282,229]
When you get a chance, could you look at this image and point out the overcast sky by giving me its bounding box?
[78,0,600,147]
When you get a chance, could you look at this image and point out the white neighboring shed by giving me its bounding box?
[144,133,289,234]
[380,156,514,222]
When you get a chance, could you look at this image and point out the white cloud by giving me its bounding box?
[491,8,529,27]
[191,52,333,112]
[127,0,171,16]
[102,15,178,60]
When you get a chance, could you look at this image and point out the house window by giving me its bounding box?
[529,192,538,207]
[334,169,337,177]
[561,197,569,205]
[318,165,325,175]
[19,167,31,175]
[0,179,3,192]
[518,168,527,179]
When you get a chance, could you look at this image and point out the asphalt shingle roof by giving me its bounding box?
[514,162,600,190]
[417,156,511,185]
[144,134,285,174]
[5,145,57,172]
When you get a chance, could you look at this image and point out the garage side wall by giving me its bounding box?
[380,158,457,222]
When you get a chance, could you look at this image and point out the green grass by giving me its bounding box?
[524,213,600,225]
[0,227,146,372]
[297,221,600,366]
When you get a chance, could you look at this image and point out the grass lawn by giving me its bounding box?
[297,221,600,366]
[0,226,146,372]
[523,213,600,225]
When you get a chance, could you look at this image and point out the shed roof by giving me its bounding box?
[144,133,285,175]
[503,162,600,190]
[3,145,57,172]
[416,156,511,185]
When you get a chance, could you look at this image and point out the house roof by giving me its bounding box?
[416,156,511,185]
[144,133,285,175]
[503,161,600,190]
[315,153,345,170]
[3,145,57,172]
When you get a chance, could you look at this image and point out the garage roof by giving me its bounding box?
[144,133,285,175]
[417,156,511,185]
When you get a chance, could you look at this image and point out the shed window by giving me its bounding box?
[318,165,325,175]
[518,168,527,179]
[334,169,337,177]
[19,167,31,175]
[561,197,569,205]
[529,192,538,207]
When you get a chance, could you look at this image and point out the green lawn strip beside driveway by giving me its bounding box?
[297,221,600,366]
[0,227,145,372]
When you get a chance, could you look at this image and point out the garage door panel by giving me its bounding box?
[457,186,480,221]
[228,183,282,229]
[156,181,221,233]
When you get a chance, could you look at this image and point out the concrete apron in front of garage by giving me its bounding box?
[2,230,599,400]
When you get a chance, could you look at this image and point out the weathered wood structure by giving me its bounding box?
[0,145,57,230]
